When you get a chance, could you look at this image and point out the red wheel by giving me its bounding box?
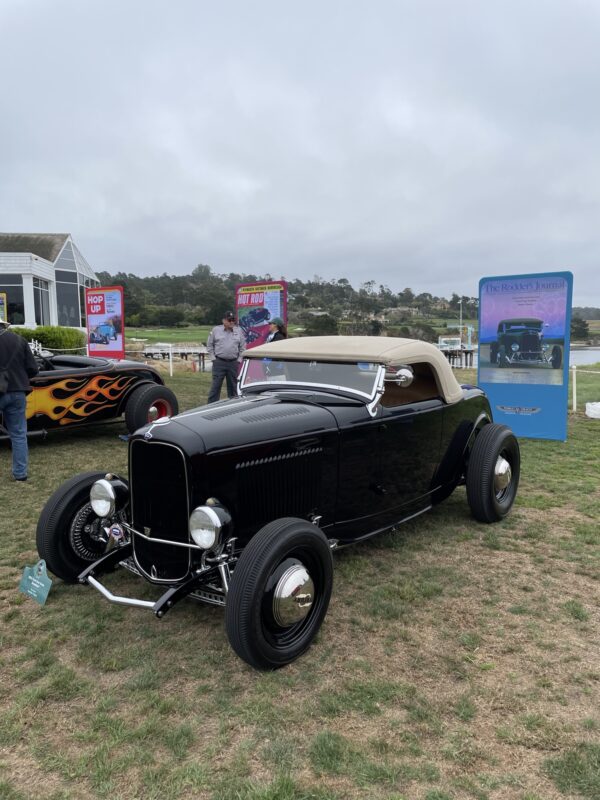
[124,384,179,433]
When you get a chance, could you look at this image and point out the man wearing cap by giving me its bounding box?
[0,320,39,481]
[206,312,246,403]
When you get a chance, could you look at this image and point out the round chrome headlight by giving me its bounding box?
[189,505,231,551]
[511,343,519,352]
[90,479,116,518]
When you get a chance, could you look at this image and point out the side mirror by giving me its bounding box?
[385,366,414,387]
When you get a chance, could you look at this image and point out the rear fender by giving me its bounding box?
[116,375,164,416]
[460,412,493,480]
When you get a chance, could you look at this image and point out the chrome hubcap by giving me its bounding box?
[494,456,512,494]
[272,563,314,626]
[147,405,159,421]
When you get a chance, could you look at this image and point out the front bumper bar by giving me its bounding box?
[77,542,210,618]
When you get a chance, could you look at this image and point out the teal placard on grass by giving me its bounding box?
[19,560,53,605]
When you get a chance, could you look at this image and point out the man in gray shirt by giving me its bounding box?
[206,311,246,403]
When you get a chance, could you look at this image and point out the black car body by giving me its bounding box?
[0,353,179,439]
[490,318,562,369]
[37,337,520,669]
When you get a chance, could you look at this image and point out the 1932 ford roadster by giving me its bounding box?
[36,337,520,669]
[490,318,562,369]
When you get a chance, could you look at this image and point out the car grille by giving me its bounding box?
[130,439,190,582]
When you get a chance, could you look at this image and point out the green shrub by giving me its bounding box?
[12,325,86,352]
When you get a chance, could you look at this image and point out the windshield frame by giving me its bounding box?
[239,358,386,403]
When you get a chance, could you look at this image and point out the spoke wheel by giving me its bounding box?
[69,503,110,562]
[37,471,110,581]
[225,518,333,669]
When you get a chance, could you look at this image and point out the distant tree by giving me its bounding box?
[408,322,438,343]
[303,314,338,336]
[573,307,600,320]
[571,317,590,340]
[398,287,415,306]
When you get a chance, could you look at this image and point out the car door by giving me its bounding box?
[377,398,443,520]
[333,403,389,539]
[375,363,444,523]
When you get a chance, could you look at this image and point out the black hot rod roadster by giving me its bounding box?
[36,337,520,669]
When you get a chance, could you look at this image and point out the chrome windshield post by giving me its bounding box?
[366,365,386,417]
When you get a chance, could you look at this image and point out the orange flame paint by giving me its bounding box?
[29,374,137,426]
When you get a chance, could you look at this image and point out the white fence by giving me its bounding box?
[570,365,600,413]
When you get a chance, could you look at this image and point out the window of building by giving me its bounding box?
[79,284,86,327]
[33,277,51,326]
[55,242,77,271]
[57,282,81,327]
[56,269,78,283]
[0,282,25,324]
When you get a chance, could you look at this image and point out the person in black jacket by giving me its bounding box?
[265,318,287,342]
[0,321,39,481]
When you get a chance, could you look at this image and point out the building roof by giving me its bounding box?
[0,233,70,263]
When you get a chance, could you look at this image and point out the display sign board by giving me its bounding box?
[478,272,573,440]
[0,292,7,323]
[235,281,287,349]
[19,560,52,605]
[85,286,125,359]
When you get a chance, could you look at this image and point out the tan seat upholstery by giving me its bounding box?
[381,363,441,407]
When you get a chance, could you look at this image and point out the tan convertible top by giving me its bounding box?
[245,336,464,404]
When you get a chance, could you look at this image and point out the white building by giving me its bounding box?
[0,233,100,328]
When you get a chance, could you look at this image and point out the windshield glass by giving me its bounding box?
[241,358,381,398]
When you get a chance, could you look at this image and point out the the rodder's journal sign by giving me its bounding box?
[478,272,573,441]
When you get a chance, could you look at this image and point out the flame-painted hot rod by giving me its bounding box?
[36,337,520,670]
[0,354,178,440]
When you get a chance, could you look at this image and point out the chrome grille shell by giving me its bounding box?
[130,438,191,583]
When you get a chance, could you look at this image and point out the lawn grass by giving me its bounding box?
[124,324,305,346]
[1,370,599,799]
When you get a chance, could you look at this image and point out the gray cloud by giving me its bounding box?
[1,0,599,304]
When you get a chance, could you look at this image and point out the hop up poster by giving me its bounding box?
[478,272,573,440]
[85,286,125,360]
[235,281,287,349]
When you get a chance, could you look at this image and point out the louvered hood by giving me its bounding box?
[170,394,337,453]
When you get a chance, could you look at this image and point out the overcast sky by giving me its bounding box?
[1,0,599,305]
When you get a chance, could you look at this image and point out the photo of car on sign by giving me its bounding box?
[489,318,563,369]
[36,337,520,670]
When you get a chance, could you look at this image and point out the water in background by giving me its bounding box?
[569,348,600,366]
[459,348,600,369]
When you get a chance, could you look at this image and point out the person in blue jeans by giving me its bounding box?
[0,319,39,481]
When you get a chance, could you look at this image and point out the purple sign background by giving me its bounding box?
[479,276,569,342]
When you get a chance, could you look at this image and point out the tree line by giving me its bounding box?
[96,265,477,327]
[95,265,596,341]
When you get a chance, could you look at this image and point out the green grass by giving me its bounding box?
[1,371,599,799]
[125,323,305,346]
[126,325,213,345]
